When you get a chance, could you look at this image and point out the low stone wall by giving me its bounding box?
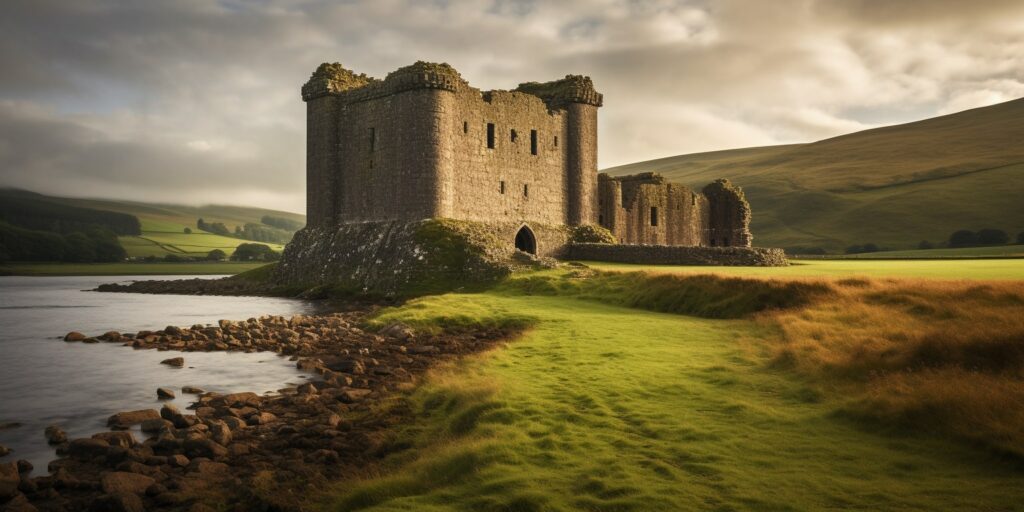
[567,243,788,267]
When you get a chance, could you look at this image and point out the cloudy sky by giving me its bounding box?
[2,0,1023,213]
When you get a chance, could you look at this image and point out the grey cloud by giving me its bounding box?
[0,0,1021,212]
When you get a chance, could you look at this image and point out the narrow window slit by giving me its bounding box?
[530,129,538,155]
[486,123,495,149]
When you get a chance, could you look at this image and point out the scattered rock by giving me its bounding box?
[96,492,145,512]
[107,409,160,429]
[63,331,86,342]
[141,418,172,434]
[0,462,18,499]
[156,387,175,399]
[1,493,36,512]
[92,431,136,449]
[0,444,10,457]
[44,425,67,445]
[325,358,365,374]
[181,386,205,394]
[15,459,32,474]
[160,357,184,367]
[182,438,228,459]
[100,471,155,495]
[99,331,122,342]
[160,404,180,421]
[68,438,110,461]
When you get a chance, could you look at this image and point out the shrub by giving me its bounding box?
[949,230,979,248]
[163,254,185,262]
[976,228,1009,246]
[569,225,616,244]
[917,240,933,250]
[261,215,304,231]
[184,227,192,234]
[230,243,280,262]
[206,249,227,261]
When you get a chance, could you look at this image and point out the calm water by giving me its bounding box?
[0,275,324,473]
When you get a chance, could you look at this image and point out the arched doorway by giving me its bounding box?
[515,225,537,255]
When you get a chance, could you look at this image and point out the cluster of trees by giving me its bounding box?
[0,191,142,236]
[260,215,303,231]
[0,222,126,263]
[229,243,280,262]
[947,229,1019,248]
[196,218,231,236]
[196,216,299,245]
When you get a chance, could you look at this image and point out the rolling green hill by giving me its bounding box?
[1,190,304,258]
[603,98,1024,252]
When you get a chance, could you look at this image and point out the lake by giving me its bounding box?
[0,275,324,474]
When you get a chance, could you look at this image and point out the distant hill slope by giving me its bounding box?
[1,189,305,258]
[603,98,1024,252]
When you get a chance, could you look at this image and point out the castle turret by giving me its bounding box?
[301,63,376,227]
[516,75,603,226]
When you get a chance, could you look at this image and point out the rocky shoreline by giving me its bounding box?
[1,311,518,511]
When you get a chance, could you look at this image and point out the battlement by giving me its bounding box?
[302,61,601,109]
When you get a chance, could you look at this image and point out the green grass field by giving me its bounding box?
[579,258,1024,280]
[321,272,1024,510]
[603,98,1024,253]
[117,218,287,258]
[0,262,267,276]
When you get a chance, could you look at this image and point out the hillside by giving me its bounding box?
[603,98,1024,252]
[1,189,304,258]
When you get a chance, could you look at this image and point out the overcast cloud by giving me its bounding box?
[1,0,1022,213]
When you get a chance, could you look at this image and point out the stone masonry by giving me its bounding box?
[278,60,777,293]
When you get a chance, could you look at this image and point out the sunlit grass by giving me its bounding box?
[322,270,1024,511]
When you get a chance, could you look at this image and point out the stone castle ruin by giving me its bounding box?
[276,61,783,295]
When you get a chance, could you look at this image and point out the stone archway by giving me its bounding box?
[514,225,537,255]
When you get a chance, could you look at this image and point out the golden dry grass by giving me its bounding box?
[763,277,1024,456]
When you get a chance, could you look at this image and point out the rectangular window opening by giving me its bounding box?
[463,121,468,133]
[368,128,376,152]
[486,123,495,149]
[530,129,538,155]
[554,135,559,147]
[499,181,505,194]
[650,207,659,226]
[523,184,529,198]
[510,129,518,142]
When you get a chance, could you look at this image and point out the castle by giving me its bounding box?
[276,61,781,295]
[300,61,752,256]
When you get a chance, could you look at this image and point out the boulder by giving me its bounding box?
[164,325,183,335]
[44,425,67,444]
[0,444,9,457]
[63,331,86,342]
[339,388,372,404]
[160,404,179,421]
[107,409,160,428]
[68,438,110,461]
[15,459,32,474]
[167,454,189,468]
[0,462,19,499]
[160,357,184,367]
[1,493,36,512]
[246,412,276,426]
[100,471,155,495]
[181,386,205,394]
[140,418,171,434]
[325,358,365,374]
[207,420,232,446]
[92,431,137,449]
[182,438,228,459]
[220,392,259,408]
[99,331,122,342]
[157,387,176,399]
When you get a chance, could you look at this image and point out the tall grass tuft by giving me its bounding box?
[765,277,1024,457]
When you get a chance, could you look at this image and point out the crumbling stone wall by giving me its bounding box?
[568,244,786,266]
[597,173,752,248]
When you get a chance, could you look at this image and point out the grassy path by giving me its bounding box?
[326,291,1024,511]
